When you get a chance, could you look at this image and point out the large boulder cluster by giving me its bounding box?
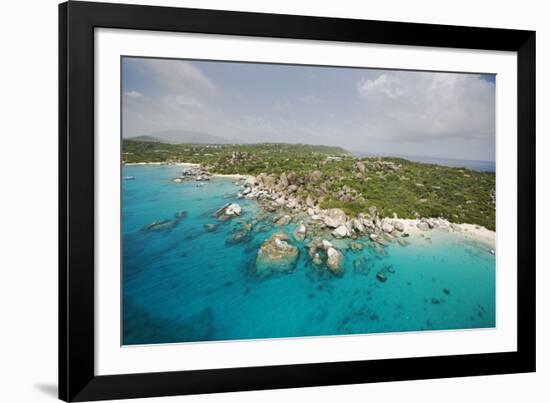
[172,166,211,182]
[255,233,300,277]
[416,217,451,231]
[214,203,242,220]
[236,172,326,211]
[307,239,343,276]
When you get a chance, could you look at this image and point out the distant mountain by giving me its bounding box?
[127,130,237,145]
[127,135,165,143]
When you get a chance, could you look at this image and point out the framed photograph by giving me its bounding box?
[59,1,536,401]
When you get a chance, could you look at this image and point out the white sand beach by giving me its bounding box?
[390,218,495,248]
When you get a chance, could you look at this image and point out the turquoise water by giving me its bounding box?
[122,165,496,345]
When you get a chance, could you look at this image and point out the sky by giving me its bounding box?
[122,57,496,162]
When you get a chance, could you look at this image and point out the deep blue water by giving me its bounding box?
[122,165,496,345]
[354,152,495,172]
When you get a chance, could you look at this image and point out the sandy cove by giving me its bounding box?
[212,173,255,180]
[390,218,495,248]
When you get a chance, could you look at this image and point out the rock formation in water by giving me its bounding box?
[255,233,299,276]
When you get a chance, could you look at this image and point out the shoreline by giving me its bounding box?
[124,161,201,167]
[212,173,257,182]
[125,162,495,249]
[389,218,495,248]
[454,223,495,248]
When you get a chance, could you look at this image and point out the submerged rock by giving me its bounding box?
[226,229,252,245]
[175,210,188,219]
[349,241,364,252]
[203,223,217,232]
[376,272,387,283]
[293,223,307,240]
[397,238,409,247]
[352,257,369,274]
[369,233,389,246]
[308,239,324,258]
[312,252,323,266]
[143,219,178,232]
[326,247,343,276]
[255,233,299,276]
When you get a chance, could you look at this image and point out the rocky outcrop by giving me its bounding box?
[172,166,212,182]
[255,233,299,276]
[143,219,179,232]
[392,220,405,232]
[332,224,351,239]
[293,223,307,240]
[354,161,366,173]
[417,221,430,231]
[324,208,347,228]
[215,203,242,220]
[306,170,322,183]
[225,203,242,216]
[326,247,343,275]
[274,214,292,226]
[307,239,343,276]
[381,221,394,233]
[220,166,486,254]
[308,239,324,258]
[350,218,365,234]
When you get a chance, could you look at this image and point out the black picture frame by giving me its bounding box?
[59,1,536,401]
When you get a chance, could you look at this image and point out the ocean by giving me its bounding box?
[122,165,496,345]
[353,152,496,172]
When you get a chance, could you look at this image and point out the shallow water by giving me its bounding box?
[122,165,496,345]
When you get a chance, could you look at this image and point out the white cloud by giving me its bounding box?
[125,90,143,98]
[123,58,221,136]
[139,58,218,96]
[122,58,495,160]
[162,95,204,109]
[356,71,495,144]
